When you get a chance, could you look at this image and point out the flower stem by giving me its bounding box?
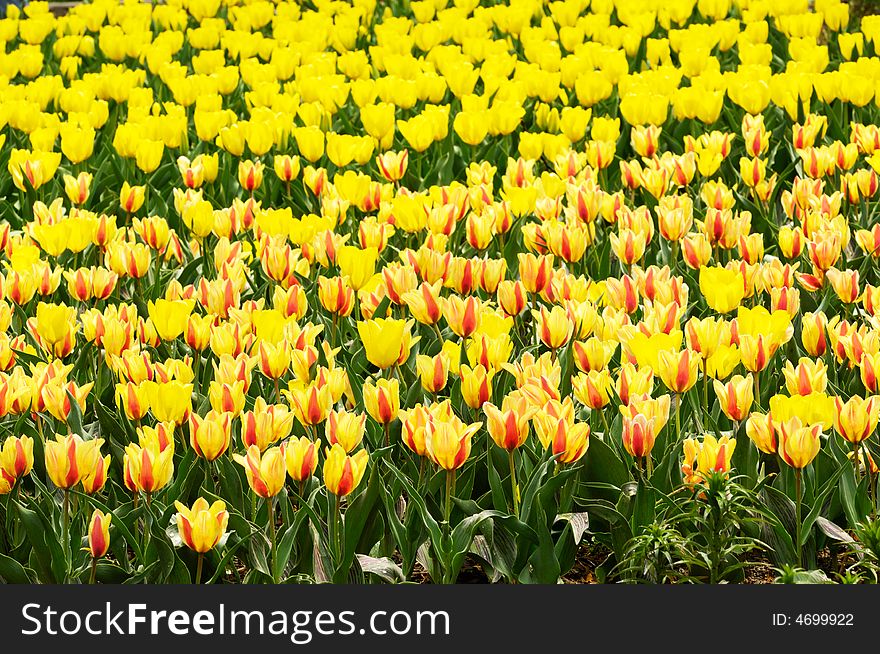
[268,495,278,583]
[675,394,682,439]
[795,468,803,568]
[89,557,98,585]
[444,469,456,533]
[195,553,204,585]
[508,449,519,518]
[333,494,342,568]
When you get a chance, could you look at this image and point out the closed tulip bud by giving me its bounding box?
[376,150,408,182]
[860,352,880,394]
[185,313,214,351]
[460,364,494,409]
[63,172,92,205]
[657,348,700,394]
[318,275,355,317]
[739,333,776,373]
[148,299,195,342]
[416,352,449,395]
[778,419,822,469]
[234,445,286,498]
[357,317,409,370]
[238,160,264,192]
[284,436,318,483]
[87,510,111,559]
[826,267,860,304]
[326,409,367,453]
[273,154,300,183]
[82,449,110,492]
[622,414,656,459]
[533,305,573,350]
[189,410,233,461]
[174,498,229,554]
[631,125,661,158]
[699,266,745,314]
[616,363,654,407]
[258,340,290,380]
[682,232,712,269]
[573,370,614,409]
[323,444,369,497]
[713,374,754,422]
[497,280,527,317]
[745,412,776,454]
[208,380,246,417]
[440,294,482,338]
[518,253,554,295]
[778,225,805,259]
[801,311,834,357]
[143,380,192,425]
[119,182,145,214]
[399,404,430,456]
[0,435,32,488]
[364,377,399,425]
[834,395,880,444]
[115,381,150,421]
[610,229,647,266]
[402,280,443,325]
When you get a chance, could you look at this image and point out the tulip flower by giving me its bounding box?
[87,509,111,583]
[713,374,754,423]
[189,410,233,461]
[285,436,319,484]
[120,182,146,214]
[357,317,408,370]
[323,444,369,498]
[241,398,295,451]
[174,498,229,583]
[622,414,657,471]
[416,352,449,395]
[834,396,880,485]
[782,358,828,396]
[778,417,822,566]
[363,378,400,443]
[0,435,33,487]
[699,266,745,314]
[326,409,367,453]
[234,444,286,498]
[123,440,174,495]
[148,298,196,341]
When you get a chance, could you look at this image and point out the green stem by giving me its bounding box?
[62,488,70,581]
[863,441,876,519]
[268,495,278,583]
[432,322,444,347]
[795,468,803,568]
[853,440,861,490]
[89,557,98,585]
[702,360,708,414]
[508,449,519,518]
[600,407,610,437]
[333,493,342,568]
[444,469,456,533]
[195,553,204,585]
[676,394,682,439]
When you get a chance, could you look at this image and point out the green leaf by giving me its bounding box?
[0,553,33,583]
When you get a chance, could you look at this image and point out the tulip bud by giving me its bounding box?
[87,510,111,559]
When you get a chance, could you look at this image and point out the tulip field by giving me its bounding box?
[7,0,880,585]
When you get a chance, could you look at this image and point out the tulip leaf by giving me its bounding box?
[0,553,33,583]
[800,463,846,548]
[15,497,65,583]
[356,554,405,583]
